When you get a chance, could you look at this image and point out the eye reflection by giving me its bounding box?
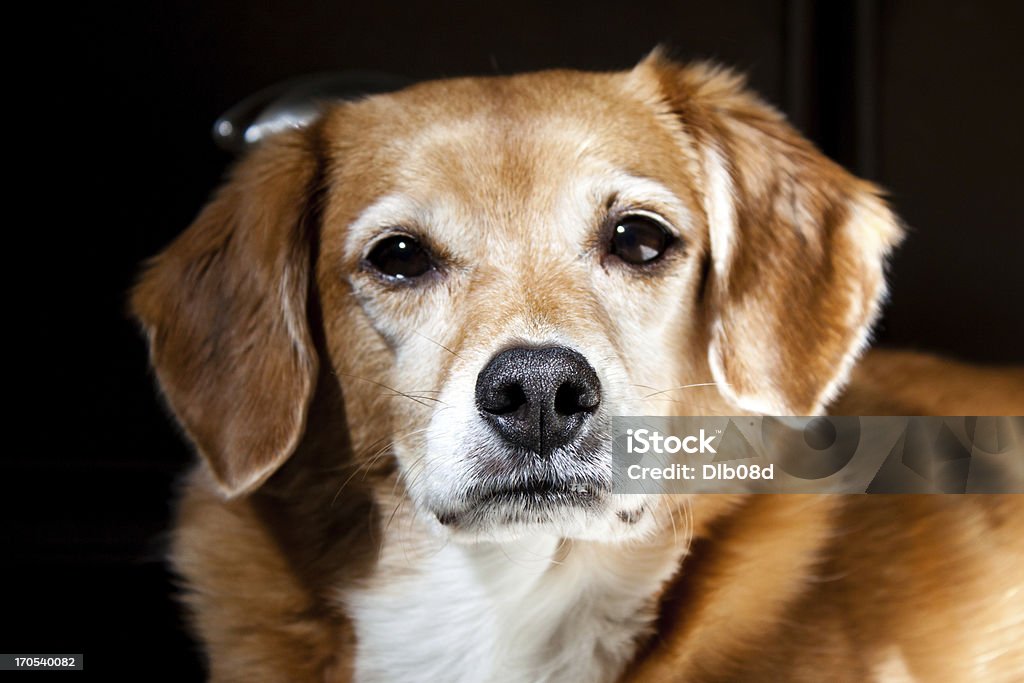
[366,235,434,280]
[609,216,672,265]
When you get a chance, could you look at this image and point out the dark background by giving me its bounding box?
[7,1,1022,680]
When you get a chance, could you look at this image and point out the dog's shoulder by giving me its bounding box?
[170,469,356,682]
[835,349,1024,415]
[628,494,1024,682]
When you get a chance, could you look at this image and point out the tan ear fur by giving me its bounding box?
[641,53,903,415]
[132,129,321,497]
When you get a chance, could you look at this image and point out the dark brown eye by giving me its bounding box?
[366,235,434,280]
[609,216,672,265]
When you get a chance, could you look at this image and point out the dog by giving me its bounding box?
[133,51,1024,681]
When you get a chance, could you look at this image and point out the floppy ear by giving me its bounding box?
[642,55,902,415]
[132,129,322,497]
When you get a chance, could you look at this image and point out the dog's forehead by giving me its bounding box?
[324,69,698,254]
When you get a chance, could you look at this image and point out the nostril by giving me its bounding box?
[554,381,599,416]
[482,383,527,416]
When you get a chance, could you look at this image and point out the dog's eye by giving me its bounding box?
[366,235,434,280]
[609,216,672,265]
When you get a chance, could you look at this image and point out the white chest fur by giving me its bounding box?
[343,534,683,683]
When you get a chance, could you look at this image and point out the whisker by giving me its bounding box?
[379,392,449,406]
[412,330,464,360]
[330,426,433,505]
[334,371,436,408]
[639,382,725,400]
[386,456,442,558]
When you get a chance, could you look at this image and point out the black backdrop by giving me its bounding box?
[7,1,1022,680]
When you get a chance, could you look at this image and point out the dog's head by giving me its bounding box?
[133,53,900,542]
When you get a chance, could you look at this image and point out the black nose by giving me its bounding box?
[475,346,601,456]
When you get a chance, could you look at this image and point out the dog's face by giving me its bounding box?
[133,54,900,542]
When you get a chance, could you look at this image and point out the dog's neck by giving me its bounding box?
[341,520,686,683]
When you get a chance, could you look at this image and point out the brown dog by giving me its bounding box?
[133,52,1024,682]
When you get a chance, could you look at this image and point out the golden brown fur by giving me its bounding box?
[134,53,1024,681]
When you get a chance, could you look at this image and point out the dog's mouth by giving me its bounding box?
[473,479,602,507]
[436,476,608,528]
